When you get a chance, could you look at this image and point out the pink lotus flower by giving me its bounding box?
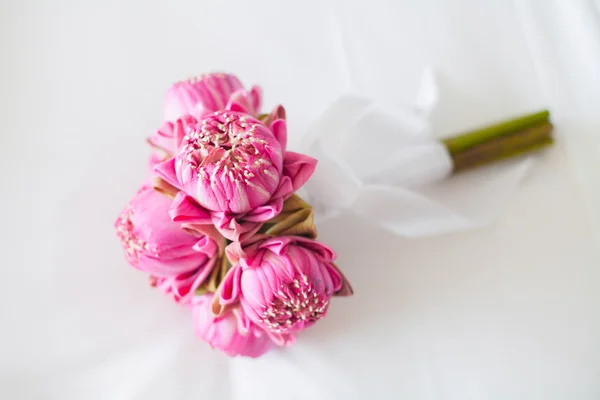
[214,236,352,335]
[191,294,283,358]
[163,72,261,122]
[115,185,219,302]
[154,110,317,241]
[152,73,262,155]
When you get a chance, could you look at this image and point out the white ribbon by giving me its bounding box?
[301,72,534,237]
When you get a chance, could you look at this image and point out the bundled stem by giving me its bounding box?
[451,122,553,172]
[443,110,550,155]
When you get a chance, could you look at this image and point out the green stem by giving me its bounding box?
[454,137,553,172]
[451,122,553,172]
[443,110,550,155]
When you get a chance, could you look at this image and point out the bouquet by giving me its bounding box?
[115,73,352,358]
[116,72,552,358]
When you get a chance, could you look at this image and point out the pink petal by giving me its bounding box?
[250,85,262,112]
[270,118,287,151]
[211,212,262,242]
[225,235,268,265]
[182,223,223,243]
[169,192,212,224]
[154,158,181,189]
[325,263,343,293]
[291,237,336,261]
[258,236,294,256]
[148,121,175,154]
[218,264,242,306]
[271,176,294,200]
[227,101,250,113]
[174,115,196,149]
[243,199,284,223]
[226,89,255,115]
[236,309,252,335]
[192,236,218,258]
[265,331,296,347]
[171,261,216,303]
[282,151,318,192]
[225,241,246,265]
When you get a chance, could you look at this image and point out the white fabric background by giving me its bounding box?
[1,0,599,399]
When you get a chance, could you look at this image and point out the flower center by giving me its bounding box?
[115,207,154,265]
[260,274,329,333]
[181,113,275,186]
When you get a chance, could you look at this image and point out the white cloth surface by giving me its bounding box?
[1,0,600,399]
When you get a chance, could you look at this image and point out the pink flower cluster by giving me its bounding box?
[115,73,352,358]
